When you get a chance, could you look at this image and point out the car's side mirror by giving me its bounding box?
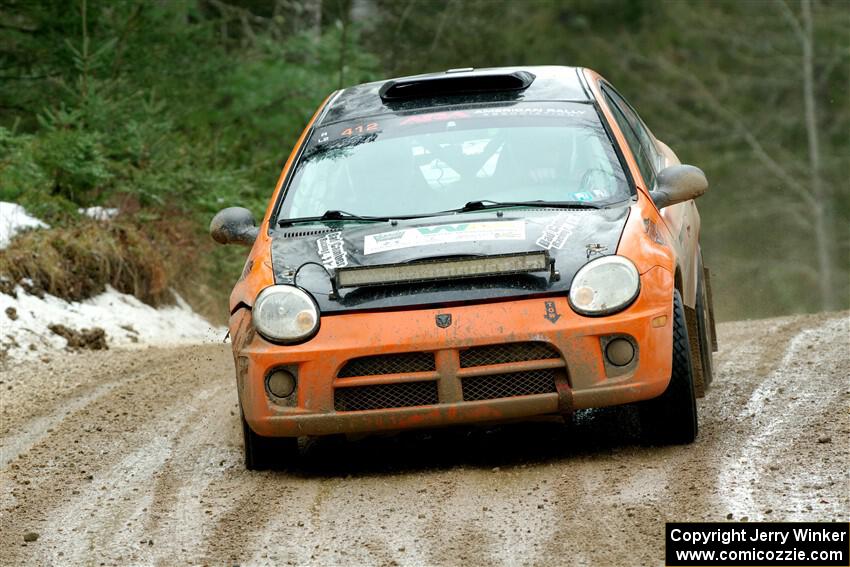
[650,164,708,209]
[210,207,259,246]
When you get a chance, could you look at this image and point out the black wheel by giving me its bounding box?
[695,252,714,390]
[242,413,298,470]
[639,289,698,445]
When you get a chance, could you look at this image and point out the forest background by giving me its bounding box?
[1,0,847,321]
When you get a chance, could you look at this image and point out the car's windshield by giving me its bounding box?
[277,102,630,222]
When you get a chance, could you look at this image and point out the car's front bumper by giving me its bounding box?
[230,266,674,437]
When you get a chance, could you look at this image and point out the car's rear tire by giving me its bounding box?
[242,413,298,470]
[639,289,698,445]
[695,253,715,390]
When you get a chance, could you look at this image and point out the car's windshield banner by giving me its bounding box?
[305,102,594,161]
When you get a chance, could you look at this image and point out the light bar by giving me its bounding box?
[335,251,552,289]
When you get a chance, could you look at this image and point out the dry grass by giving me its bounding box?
[0,218,234,324]
[0,221,170,304]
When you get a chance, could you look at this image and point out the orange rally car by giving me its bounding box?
[211,66,718,470]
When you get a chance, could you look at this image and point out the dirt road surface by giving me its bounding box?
[1,312,848,566]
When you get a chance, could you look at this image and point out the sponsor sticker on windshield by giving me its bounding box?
[363,220,526,255]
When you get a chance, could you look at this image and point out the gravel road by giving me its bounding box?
[1,311,848,566]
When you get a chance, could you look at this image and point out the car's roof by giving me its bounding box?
[319,66,592,126]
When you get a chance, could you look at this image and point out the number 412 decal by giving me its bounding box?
[340,123,379,136]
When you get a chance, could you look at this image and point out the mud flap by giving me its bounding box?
[704,266,719,352]
[685,305,706,398]
[236,356,249,407]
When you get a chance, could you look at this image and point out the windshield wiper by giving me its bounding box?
[278,210,391,227]
[278,200,606,227]
[456,199,604,212]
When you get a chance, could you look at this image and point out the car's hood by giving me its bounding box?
[270,206,630,313]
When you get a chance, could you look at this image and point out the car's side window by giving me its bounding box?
[601,84,659,188]
[612,89,663,171]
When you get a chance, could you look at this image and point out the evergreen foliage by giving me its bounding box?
[1,0,846,319]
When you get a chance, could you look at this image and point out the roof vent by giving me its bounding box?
[379,70,536,101]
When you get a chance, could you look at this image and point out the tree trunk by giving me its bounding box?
[337,0,349,89]
[304,0,322,40]
[800,0,834,310]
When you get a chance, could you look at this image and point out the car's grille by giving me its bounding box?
[334,381,439,412]
[461,369,557,402]
[333,341,563,411]
[337,352,436,378]
[459,342,561,368]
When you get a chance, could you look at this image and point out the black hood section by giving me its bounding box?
[270,207,630,313]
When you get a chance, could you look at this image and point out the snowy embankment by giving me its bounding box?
[0,202,225,364]
[0,202,49,249]
[0,285,225,362]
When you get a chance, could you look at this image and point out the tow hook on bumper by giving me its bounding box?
[555,372,574,419]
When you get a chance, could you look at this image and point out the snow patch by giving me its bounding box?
[0,202,49,249]
[0,285,225,363]
[78,206,119,220]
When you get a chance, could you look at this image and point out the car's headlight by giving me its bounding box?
[568,255,640,316]
[253,285,320,343]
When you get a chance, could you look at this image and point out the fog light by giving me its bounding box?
[605,338,635,366]
[266,369,296,398]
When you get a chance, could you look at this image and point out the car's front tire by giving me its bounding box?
[638,289,698,445]
[242,413,298,470]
